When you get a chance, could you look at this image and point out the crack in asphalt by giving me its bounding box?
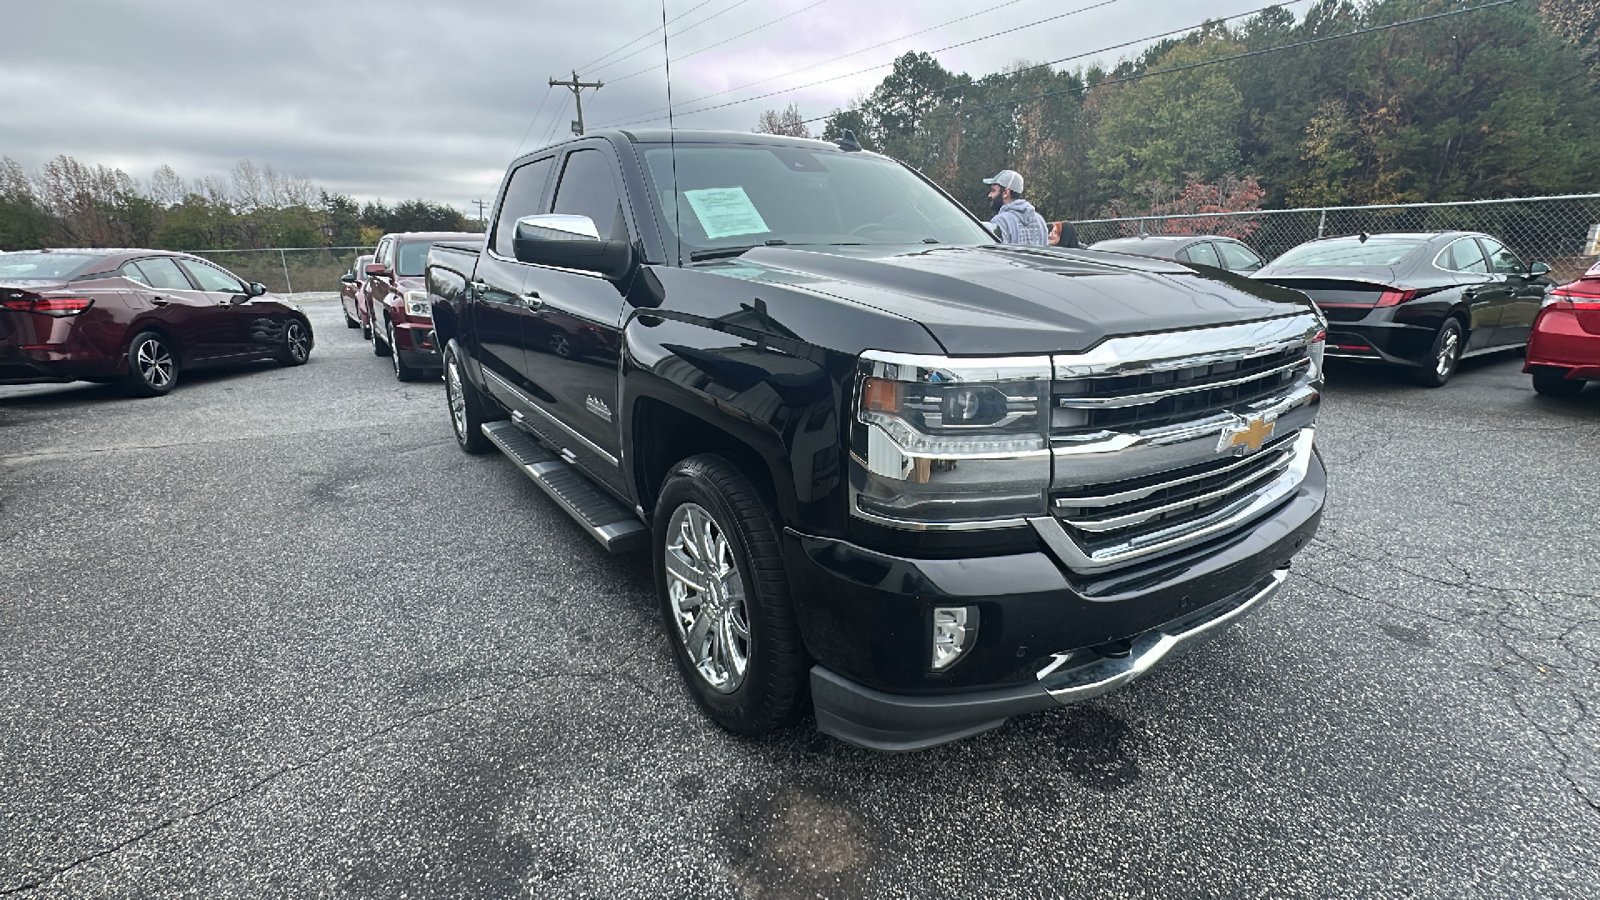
[0,667,624,896]
[1299,534,1599,815]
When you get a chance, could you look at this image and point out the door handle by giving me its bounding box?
[151,296,170,306]
[469,280,490,297]
[521,291,543,310]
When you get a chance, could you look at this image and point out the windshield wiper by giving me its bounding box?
[689,239,789,262]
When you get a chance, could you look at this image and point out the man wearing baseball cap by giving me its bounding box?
[982,169,1050,246]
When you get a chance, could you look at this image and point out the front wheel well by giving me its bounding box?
[632,397,777,523]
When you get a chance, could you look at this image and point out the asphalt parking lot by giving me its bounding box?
[2,298,1598,899]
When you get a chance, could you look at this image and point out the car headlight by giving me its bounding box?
[404,290,432,319]
[849,351,1051,529]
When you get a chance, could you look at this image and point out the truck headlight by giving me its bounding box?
[849,351,1051,529]
[404,290,432,319]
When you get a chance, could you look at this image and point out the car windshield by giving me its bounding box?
[0,252,102,280]
[396,242,436,278]
[641,144,993,259]
[1270,238,1426,268]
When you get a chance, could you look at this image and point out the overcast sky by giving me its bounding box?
[1,0,1300,212]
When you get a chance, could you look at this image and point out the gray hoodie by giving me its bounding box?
[990,198,1050,246]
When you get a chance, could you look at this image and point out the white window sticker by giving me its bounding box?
[683,187,771,240]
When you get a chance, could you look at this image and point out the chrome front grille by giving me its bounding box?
[1054,433,1298,549]
[1031,314,1325,573]
[1052,347,1309,435]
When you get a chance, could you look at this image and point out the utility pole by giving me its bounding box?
[550,70,603,136]
[472,199,488,228]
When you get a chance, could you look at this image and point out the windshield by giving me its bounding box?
[1270,238,1426,268]
[641,144,993,260]
[0,252,102,280]
[396,242,437,278]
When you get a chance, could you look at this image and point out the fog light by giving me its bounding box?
[931,605,978,670]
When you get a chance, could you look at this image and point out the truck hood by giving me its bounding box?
[710,244,1315,355]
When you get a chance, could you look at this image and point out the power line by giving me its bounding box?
[512,85,555,156]
[576,0,719,74]
[586,0,1032,130]
[893,0,1526,128]
[536,92,573,148]
[587,0,755,79]
[610,0,1123,127]
[605,0,831,87]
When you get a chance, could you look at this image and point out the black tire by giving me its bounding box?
[120,331,178,397]
[1532,367,1584,398]
[1412,318,1464,387]
[654,454,807,736]
[278,318,312,366]
[443,341,501,453]
[389,321,421,381]
[372,314,392,357]
[343,310,360,329]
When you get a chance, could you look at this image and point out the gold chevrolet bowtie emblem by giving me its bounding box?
[1220,414,1276,455]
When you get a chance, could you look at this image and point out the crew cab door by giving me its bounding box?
[473,153,556,410]
[1479,237,1542,347]
[516,144,630,488]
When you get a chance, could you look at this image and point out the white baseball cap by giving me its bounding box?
[982,170,1024,194]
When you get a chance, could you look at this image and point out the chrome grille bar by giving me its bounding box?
[1059,446,1295,533]
[1056,357,1310,410]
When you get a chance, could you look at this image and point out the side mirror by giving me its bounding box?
[340,274,357,284]
[1528,261,1551,279]
[247,282,267,297]
[512,215,635,281]
[364,263,391,278]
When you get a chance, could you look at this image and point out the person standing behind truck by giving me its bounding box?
[983,169,1049,246]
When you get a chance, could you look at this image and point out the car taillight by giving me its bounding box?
[1374,289,1417,308]
[1543,283,1600,310]
[0,296,95,316]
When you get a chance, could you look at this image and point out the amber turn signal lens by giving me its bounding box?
[861,377,899,412]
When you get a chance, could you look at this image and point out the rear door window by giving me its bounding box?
[131,257,195,291]
[1182,242,1221,267]
[1435,238,1489,274]
[493,156,555,255]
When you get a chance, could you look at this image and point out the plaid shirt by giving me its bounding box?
[990,199,1050,246]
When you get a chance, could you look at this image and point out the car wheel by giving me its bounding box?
[1413,318,1464,387]
[443,342,501,453]
[389,321,421,381]
[343,309,360,329]
[550,333,572,358]
[278,318,312,366]
[120,331,178,397]
[372,314,392,357]
[655,454,807,736]
[1531,367,1584,398]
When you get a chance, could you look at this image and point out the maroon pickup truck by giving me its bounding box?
[361,231,482,381]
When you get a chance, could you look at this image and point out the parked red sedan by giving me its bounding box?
[338,253,374,330]
[0,248,313,396]
[1525,259,1600,397]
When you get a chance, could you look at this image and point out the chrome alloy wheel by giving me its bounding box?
[664,502,751,693]
[446,355,468,440]
[1436,328,1460,378]
[136,338,174,388]
[285,321,310,362]
[389,322,402,377]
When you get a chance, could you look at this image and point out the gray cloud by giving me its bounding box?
[1,0,1287,210]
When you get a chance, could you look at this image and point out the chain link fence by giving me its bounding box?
[1070,194,1600,282]
[188,246,376,296]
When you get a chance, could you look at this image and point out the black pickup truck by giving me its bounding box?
[428,130,1327,751]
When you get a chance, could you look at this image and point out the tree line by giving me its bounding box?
[0,156,474,252]
[758,0,1599,224]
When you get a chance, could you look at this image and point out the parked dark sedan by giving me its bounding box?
[0,248,313,396]
[1089,234,1266,273]
[1252,232,1551,386]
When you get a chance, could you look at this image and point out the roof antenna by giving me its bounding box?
[661,0,683,268]
[835,129,862,152]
